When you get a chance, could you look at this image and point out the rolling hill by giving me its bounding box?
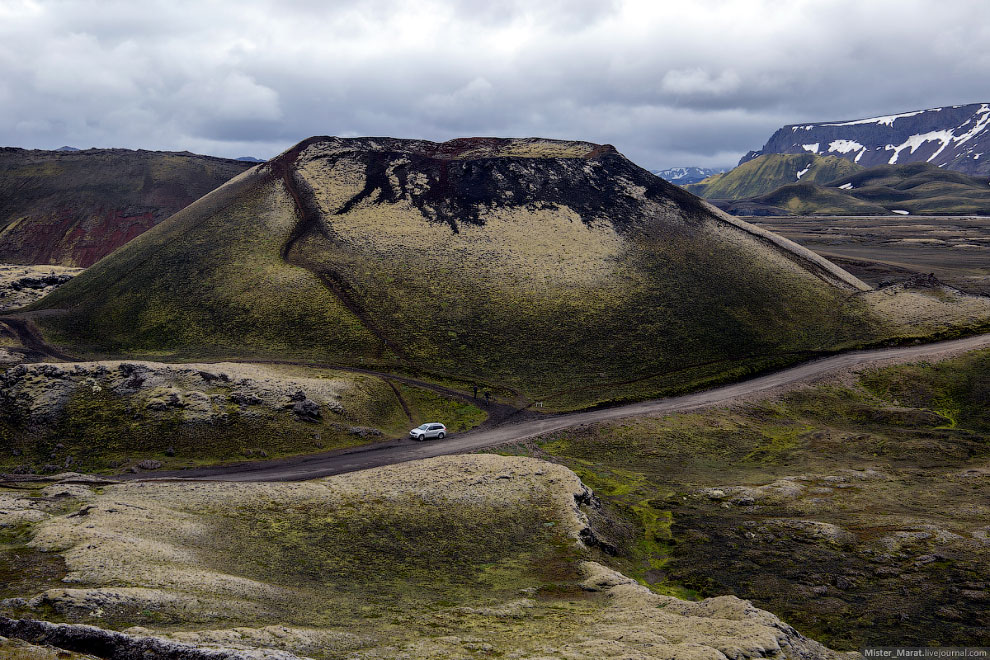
[830,162,990,214]
[684,154,862,199]
[17,136,979,410]
[743,103,990,175]
[712,162,990,216]
[713,182,888,216]
[0,147,254,266]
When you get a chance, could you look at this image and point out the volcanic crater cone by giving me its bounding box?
[28,136,887,408]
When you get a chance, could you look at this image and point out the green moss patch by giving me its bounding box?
[0,547,66,603]
[198,494,579,623]
[860,349,990,432]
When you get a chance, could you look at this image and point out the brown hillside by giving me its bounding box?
[0,148,254,266]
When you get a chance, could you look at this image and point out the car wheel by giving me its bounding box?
[437,432,445,439]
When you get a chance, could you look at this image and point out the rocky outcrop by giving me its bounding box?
[0,360,409,474]
[576,562,848,659]
[0,361,351,427]
[0,618,270,660]
[0,264,81,313]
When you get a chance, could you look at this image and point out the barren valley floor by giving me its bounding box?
[753,215,990,295]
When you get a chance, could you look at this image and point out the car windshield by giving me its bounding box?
[417,424,430,430]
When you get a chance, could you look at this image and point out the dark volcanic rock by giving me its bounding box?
[9,273,74,290]
[310,137,679,233]
[0,615,254,659]
[291,398,322,421]
[902,272,945,289]
[229,391,262,406]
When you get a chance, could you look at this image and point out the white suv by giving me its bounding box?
[410,422,447,441]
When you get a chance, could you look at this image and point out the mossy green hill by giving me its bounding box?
[0,148,253,266]
[707,161,990,216]
[831,162,990,215]
[684,154,862,200]
[727,183,889,216]
[19,136,955,409]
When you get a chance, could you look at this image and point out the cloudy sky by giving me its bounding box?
[2,0,989,170]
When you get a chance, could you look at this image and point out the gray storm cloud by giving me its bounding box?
[1,0,988,169]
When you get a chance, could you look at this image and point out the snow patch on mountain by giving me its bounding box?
[828,139,864,154]
[802,143,819,154]
[824,108,933,127]
[795,165,810,180]
[953,104,990,145]
[827,139,868,162]
[652,166,725,185]
[887,130,955,164]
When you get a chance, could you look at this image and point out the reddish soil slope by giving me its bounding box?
[0,148,254,266]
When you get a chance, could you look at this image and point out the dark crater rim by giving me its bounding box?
[287,135,619,161]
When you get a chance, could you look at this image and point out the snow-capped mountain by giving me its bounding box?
[741,103,990,175]
[651,166,725,185]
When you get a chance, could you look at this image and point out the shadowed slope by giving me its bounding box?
[27,136,887,408]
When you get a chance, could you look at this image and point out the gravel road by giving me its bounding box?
[142,332,990,482]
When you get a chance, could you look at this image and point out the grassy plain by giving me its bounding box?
[709,162,990,216]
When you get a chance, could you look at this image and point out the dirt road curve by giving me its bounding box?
[142,333,990,482]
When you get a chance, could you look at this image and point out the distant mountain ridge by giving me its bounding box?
[651,166,725,185]
[742,103,990,175]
